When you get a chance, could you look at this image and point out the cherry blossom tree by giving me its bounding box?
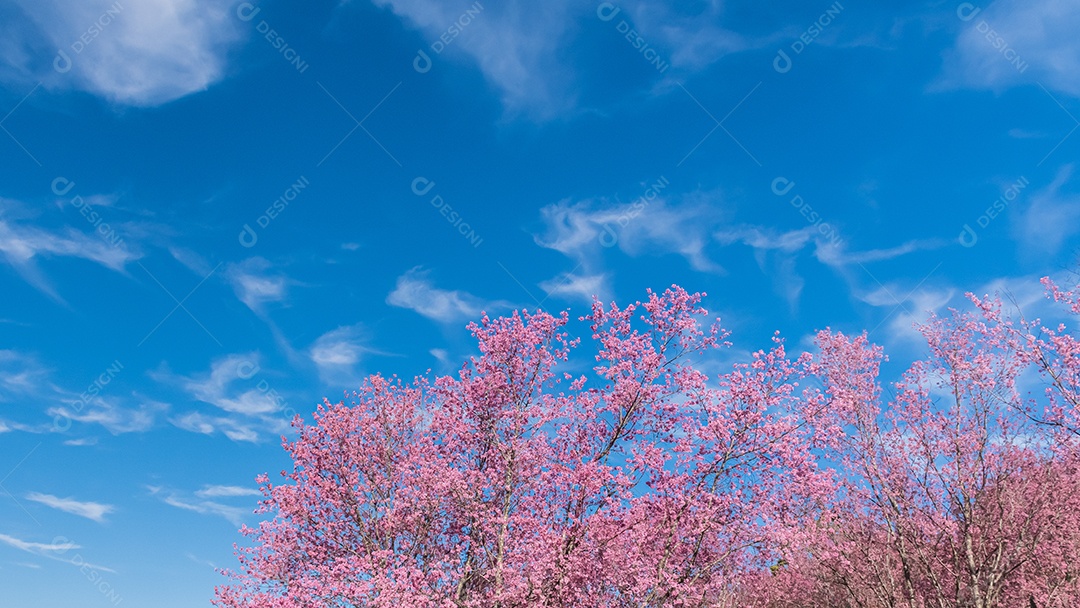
[215,277,1080,608]
[749,277,1080,608]
[214,287,837,607]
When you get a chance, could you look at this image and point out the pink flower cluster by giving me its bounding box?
[216,278,1080,608]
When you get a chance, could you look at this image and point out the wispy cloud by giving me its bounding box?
[309,324,384,386]
[860,283,956,346]
[47,396,166,435]
[0,211,139,300]
[25,492,114,522]
[1,350,163,435]
[194,484,260,499]
[535,197,722,274]
[174,353,279,416]
[538,271,610,304]
[224,258,289,313]
[0,350,56,398]
[813,238,946,267]
[387,267,501,324]
[1012,164,1080,256]
[938,0,1080,96]
[623,2,754,71]
[0,533,77,554]
[170,411,261,442]
[714,224,943,312]
[0,533,114,571]
[159,353,295,441]
[6,0,243,106]
[147,485,252,527]
[369,0,578,119]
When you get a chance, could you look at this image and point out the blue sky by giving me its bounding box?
[0,0,1078,605]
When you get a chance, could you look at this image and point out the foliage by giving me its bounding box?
[216,278,1080,608]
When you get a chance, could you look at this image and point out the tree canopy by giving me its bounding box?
[216,278,1080,608]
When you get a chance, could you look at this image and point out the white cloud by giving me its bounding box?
[47,397,165,434]
[0,220,133,269]
[714,226,818,312]
[311,329,366,367]
[535,197,722,274]
[713,225,943,314]
[1012,164,1080,256]
[0,533,114,571]
[176,353,279,416]
[8,0,243,106]
[0,350,163,435]
[366,1,783,118]
[160,353,299,441]
[309,324,376,385]
[162,496,248,526]
[430,348,451,366]
[25,492,114,522]
[814,238,945,268]
[370,0,577,119]
[148,485,252,527]
[225,258,288,313]
[0,533,78,554]
[194,485,261,499]
[387,267,497,323]
[170,411,262,442]
[863,285,958,346]
[0,350,55,398]
[534,191,940,313]
[538,271,610,304]
[714,225,817,254]
[624,2,754,71]
[0,212,139,299]
[938,0,1080,96]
